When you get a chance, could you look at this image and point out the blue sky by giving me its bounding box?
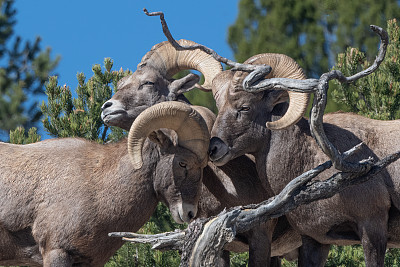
[13,1,239,139]
[15,1,238,89]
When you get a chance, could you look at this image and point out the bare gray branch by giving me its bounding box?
[143,8,272,75]
[110,147,400,266]
[309,25,388,172]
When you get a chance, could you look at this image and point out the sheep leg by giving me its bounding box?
[298,235,330,267]
[43,249,72,267]
[359,220,387,267]
[270,256,282,267]
[217,250,230,267]
[248,219,277,267]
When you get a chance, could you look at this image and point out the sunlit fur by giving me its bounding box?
[209,67,400,266]
[0,132,205,266]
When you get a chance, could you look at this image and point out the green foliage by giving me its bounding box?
[106,203,186,267]
[229,0,327,77]
[325,0,400,64]
[279,246,400,266]
[9,126,40,144]
[0,0,59,140]
[230,252,250,266]
[173,70,218,114]
[384,248,400,266]
[40,58,130,142]
[281,258,297,266]
[332,18,400,120]
[320,245,400,266]
[325,245,365,267]
[229,0,400,78]
[185,88,217,114]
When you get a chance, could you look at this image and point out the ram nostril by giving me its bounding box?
[209,144,217,157]
[188,211,194,220]
[209,137,221,157]
[101,101,113,111]
[209,137,228,158]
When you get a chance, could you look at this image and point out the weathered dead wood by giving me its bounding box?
[309,26,388,173]
[110,149,400,266]
[143,8,273,76]
[109,230,186,251]
[107,9,399,266]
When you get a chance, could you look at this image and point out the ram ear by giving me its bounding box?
[148,130,174,151]
[168,73,200,100]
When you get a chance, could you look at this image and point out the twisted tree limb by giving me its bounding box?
[143,8,272,75]
[110,148,400,266]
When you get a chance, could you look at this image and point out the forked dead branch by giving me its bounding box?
[143,8,273,78]
[109,9,400,266]
[111,149,400,266]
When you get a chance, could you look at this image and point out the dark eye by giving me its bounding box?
[239,105,250,111]
[138,81,155,90]
[179,162,187,168]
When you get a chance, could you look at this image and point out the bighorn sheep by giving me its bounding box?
[101,39,301,266]
[0,101,212,267]
[208,52,400,266]
[101,39,222,131]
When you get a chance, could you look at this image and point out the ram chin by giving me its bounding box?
[101,111,126,126]
[170,201,197,224]
[169,202,186,224]
[211,152,234,167]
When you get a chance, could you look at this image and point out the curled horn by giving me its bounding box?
[128,101,210,170]
[139,39,223,91]
[233,53,309,130]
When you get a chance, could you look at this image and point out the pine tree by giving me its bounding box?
[40,58,129,142]
[229,0,327,77]
[9,125,40,144]
[228,0,400,77]
[0,0,59,140]
[228,0,400,117]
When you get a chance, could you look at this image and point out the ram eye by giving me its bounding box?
[179,162,187,168]
[239,106,250,111]
[143,81,154,86]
